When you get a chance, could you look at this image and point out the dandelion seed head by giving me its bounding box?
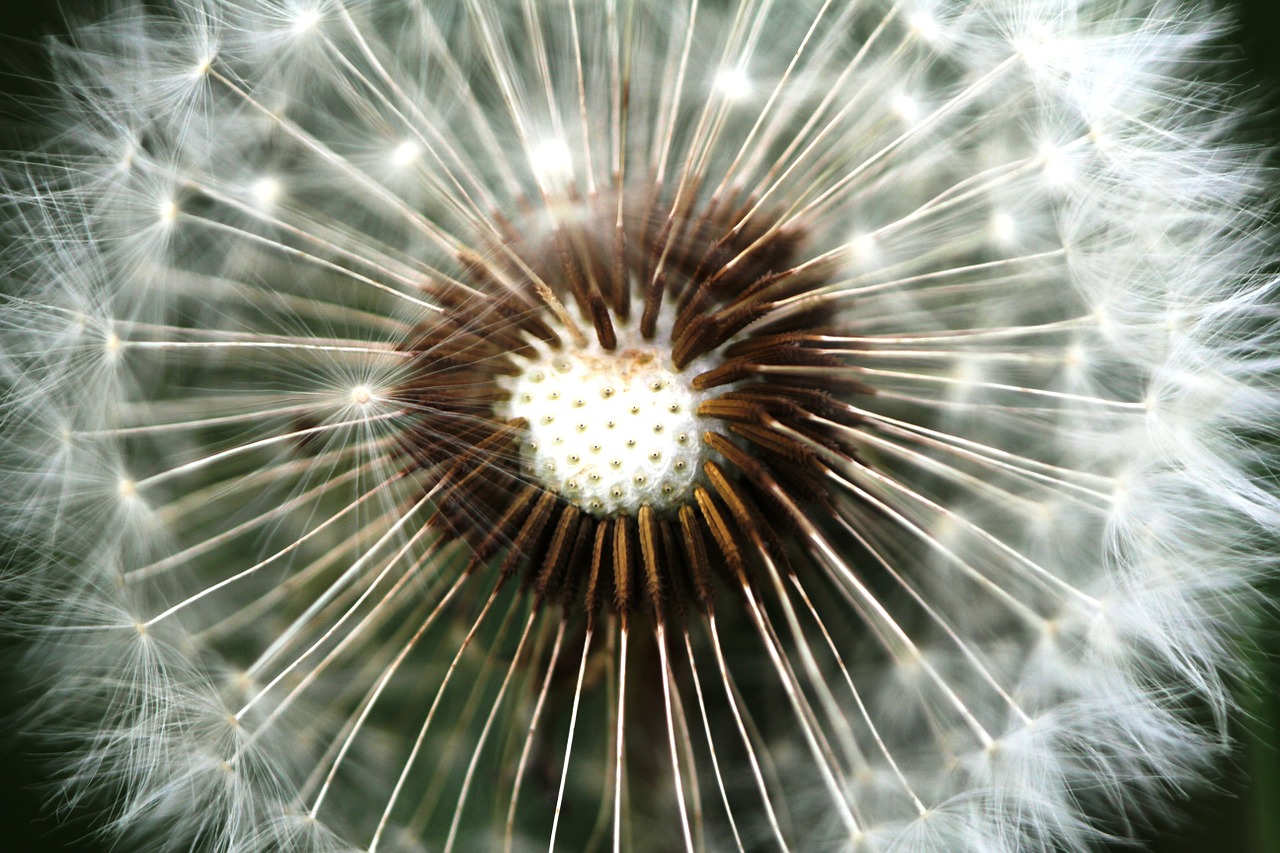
[907,10,942,42]
[2,0,1277,851]
[713,66,753,102]
[350,385,374,407]
[1038,140,1077,186]
[157,197,179,224]
[389,140,420,168]
[250,176,282,206]
[292,8,324,34]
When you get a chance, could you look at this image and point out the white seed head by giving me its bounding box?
[2,2,1277,853]
[503,334,706,516]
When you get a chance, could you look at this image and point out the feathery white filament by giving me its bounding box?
[0,1,1275,853]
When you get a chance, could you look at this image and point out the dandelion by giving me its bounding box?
[2,1,1277,852]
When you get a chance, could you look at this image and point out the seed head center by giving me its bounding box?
[504,342,707,517]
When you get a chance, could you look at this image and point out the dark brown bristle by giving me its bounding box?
[722,386,850,418]
[501,490,558,579]
[691,360,756,391]
[639,269,667,340]
[559,515,598,611]
[724,422,823,470]
[677,505,714,614]
[588,293,618,350]
[693,486,751,588]
[611,219,630,320]
[535,505,581,603]
[696,397,769,423]
[612,513,635,620]
[551,227,592,319]
[584,520,610,628]
[672,301,773,368]
[637,506,664,621]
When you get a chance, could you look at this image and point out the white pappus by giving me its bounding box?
[1,1,1277,852]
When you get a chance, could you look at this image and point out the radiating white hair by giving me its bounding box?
[2,1,1277,852]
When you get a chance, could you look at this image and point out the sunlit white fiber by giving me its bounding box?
[1,1,1277,852]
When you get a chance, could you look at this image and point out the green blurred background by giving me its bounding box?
[0,1,1277,851]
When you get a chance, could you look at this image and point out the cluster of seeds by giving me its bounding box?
[502,338,705,516]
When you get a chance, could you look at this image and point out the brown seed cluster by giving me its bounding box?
[393,188,873,626]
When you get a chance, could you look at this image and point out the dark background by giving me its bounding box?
[1,1,1278,851]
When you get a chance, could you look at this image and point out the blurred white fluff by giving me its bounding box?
[1,1,1277,852]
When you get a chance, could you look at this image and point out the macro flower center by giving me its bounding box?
[6,2,1275,851]
[390,186,862,620]
[500,327,708,517]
